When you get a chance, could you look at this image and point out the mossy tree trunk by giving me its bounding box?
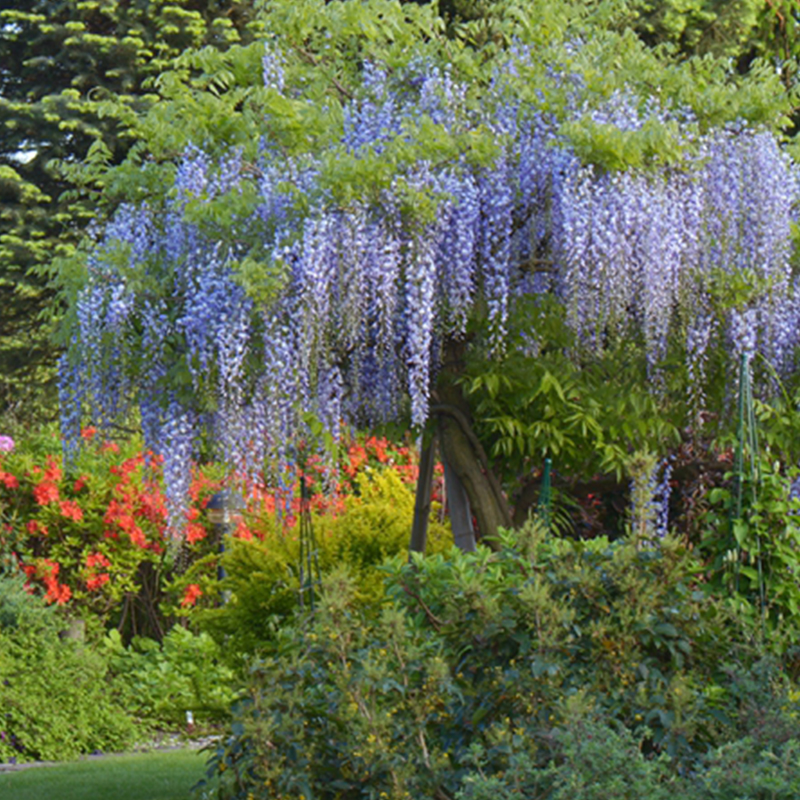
[409,338,512,554]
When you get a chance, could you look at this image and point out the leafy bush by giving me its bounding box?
[0,428,206,637]
[701,456,800,638]
[199,526,800,800]
[458,717,676,800]
[0,572,138,762]
[458,721,800,800]
[692,736,800,800]
[192,467,451,660]
[389,523,746,761]
[196,571,456,800]
[103,627,240,727]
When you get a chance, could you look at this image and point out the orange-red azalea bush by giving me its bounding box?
[0,428,448,642]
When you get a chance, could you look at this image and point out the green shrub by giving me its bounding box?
[459,722,800,800]
[196,570,456,800]
[193,468,451,660]
[103,626,240,727]
[0,573,138,762]
[458,717,676,800]
[693,737,800,799]
[701,458,800,641]
[388,523,747,761]
[200,525,800,800]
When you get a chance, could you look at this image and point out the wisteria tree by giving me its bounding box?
[55,0,800,546]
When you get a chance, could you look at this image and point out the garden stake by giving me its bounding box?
[731,352,766,633]
[298,471,322,614]
[743,353,766,627]
[538,457,552,533]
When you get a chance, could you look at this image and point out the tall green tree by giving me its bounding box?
[0,0,255,422]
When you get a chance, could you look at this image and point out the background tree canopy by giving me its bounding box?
[0,0,256,419]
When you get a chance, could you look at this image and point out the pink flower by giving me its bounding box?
[0,436,14,452]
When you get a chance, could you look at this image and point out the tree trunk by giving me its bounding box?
[409,338,513,553]
[432,339,512,545]
[409,434,437,555]
[443,457,476,552]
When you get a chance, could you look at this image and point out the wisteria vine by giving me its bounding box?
[61,45,800,537]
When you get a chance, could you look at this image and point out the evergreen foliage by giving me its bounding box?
[0,0,256,420]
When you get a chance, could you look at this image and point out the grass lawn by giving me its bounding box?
[0,749,209,800]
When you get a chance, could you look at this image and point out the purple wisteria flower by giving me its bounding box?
[60,40,800,528]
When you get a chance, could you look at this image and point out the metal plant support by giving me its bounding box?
[298,471,322,613]
[731,353,765,619]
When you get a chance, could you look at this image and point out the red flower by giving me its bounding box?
[73,475,89,492]
[81,426,97,441]
[180,584,203,608]
[234,519,253,540]
[26,520,48,536]
[128,526,148,548]
[86,573,110,591]
[185,522,207,544]
[0,470,18,489]
[86,552,111,570]
[105,499,136,531]
[100,441,120,454]
[283,513,297,529]
[366,436,390,463]
[43,456,62,483]
[33,481,59,505]
[139,486,168,523]
[59,500,83,521]
[45,580,71,605]
[85,553,112,592]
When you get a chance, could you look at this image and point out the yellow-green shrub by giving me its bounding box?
[194,468,452,659]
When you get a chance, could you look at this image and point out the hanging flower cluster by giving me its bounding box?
[61,44,800,534]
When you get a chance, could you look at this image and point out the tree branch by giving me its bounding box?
[295,47,354,100]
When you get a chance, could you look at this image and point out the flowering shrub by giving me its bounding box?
[0,430,203,635]
[0,427,446,639]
